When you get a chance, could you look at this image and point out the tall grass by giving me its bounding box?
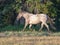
[0,25,60,37]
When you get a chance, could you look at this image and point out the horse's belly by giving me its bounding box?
[29,21,39,24]
[29,20,40,24]
[29,16,40,24]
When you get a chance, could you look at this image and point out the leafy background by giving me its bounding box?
[0,0,60,31]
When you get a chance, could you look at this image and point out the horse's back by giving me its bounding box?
[29,15,39,20]
[22,12,34,19]
[38,14,48,22]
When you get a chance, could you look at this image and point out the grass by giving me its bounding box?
[0,31,60,37]
[0,25,60,37]
[0,25,60,45]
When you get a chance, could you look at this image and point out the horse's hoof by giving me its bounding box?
[22,30,25,32]
[39,30,42,32]
[48,31,52,33]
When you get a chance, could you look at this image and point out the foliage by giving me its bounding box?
[0,0,60,31]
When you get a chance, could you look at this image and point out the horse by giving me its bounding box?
[23,14,50,32]
[14,12,56,32]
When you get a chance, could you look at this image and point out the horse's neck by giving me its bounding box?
[23,13,30,19]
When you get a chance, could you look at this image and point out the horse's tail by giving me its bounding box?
[47,16,56,30]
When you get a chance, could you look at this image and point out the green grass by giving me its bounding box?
[0,25,23,31]
[0,31,60,37]
[0,25,60,37]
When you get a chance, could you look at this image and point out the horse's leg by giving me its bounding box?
[29,24,36,31]
[44,23,50,32]
[23,20,28,31]
[39,23,44,31]
[29,24,32,31]
[29,24,32,29]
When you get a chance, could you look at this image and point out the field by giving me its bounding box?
[0,36,60,45]
[0,31,60,45]
[0,25,60,45]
